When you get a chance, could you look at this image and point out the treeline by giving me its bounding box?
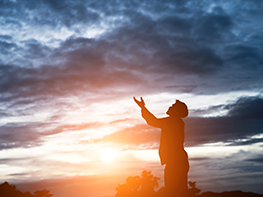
[115,170,200,197]
[0,182,53,197]
[199,191,263,197]
[1,172,263,197]
[115,170,263,197]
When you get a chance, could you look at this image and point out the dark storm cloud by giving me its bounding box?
[225,96,263,119]
[0,0,101,28]
[165,85,197,93]
[194,6,233,40]
[0,121,104,150]
[1,0,262,103]
[0,35,12,41]
[185,96,263,146]
[0,157,33,165]
[0,34,148,104]
[228,138,263,146]
[8,173,30,177]
[190,104,225,117]
[0,123,43,150]
[103,11,225,76]
[189,157,210,161]
[246,155,263,163]
[21,39,51,60]
[0,40,17,55]
[96,96,263,147]
[1,0,263,149]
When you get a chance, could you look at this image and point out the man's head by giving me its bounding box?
[166,100,188,118]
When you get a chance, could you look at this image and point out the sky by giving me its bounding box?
[0,0,263,196]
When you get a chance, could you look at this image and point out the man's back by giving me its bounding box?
[158,116,186,165]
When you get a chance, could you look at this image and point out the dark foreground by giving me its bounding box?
[199,191,263,197]
[1,181,263,197]
[153,187,263,197]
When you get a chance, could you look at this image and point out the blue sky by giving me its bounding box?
[0,0,263,196]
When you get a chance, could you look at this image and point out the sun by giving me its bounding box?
[101,148,115,162]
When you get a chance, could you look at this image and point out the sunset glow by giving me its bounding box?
[1,1,263,197]
[101,148,116,162]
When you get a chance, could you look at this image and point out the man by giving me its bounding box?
[134,97,189,196]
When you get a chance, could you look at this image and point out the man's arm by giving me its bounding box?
[133,97,162,128]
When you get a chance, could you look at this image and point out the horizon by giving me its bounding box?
[0,0,263,197]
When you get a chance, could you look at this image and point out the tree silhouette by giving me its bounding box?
[140,170,160,196]
[0,182,25,197]
[116,170,160,197]
[188,181,201,196]
[34,189,53,197]
[116,171,204,197]
[0,181,53,197]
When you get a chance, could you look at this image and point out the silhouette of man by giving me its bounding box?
[134,97,189,196]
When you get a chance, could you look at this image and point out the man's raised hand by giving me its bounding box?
[133,96,145,108]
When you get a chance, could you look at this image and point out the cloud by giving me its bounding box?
[0,1,263,195]
[246,155,263,163]
[183,96,263,146]
[44,122,103,135]
[0,122,43,150]
[0,120,104,150]
[0,1,262,101]
[0,157,33,165]
[194,6,233,40]
[225,96,263,119]
[0,0,101,28]
[0,0,262,110]
[189,157,210,161]
[0,0,263,150]
[0,40,17,55]
[228,138,263,146]
[93,124,160,149]
[0,0,262,155]
[188,149,263,194]
[95,96,263,147]
[0,34,148,105]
